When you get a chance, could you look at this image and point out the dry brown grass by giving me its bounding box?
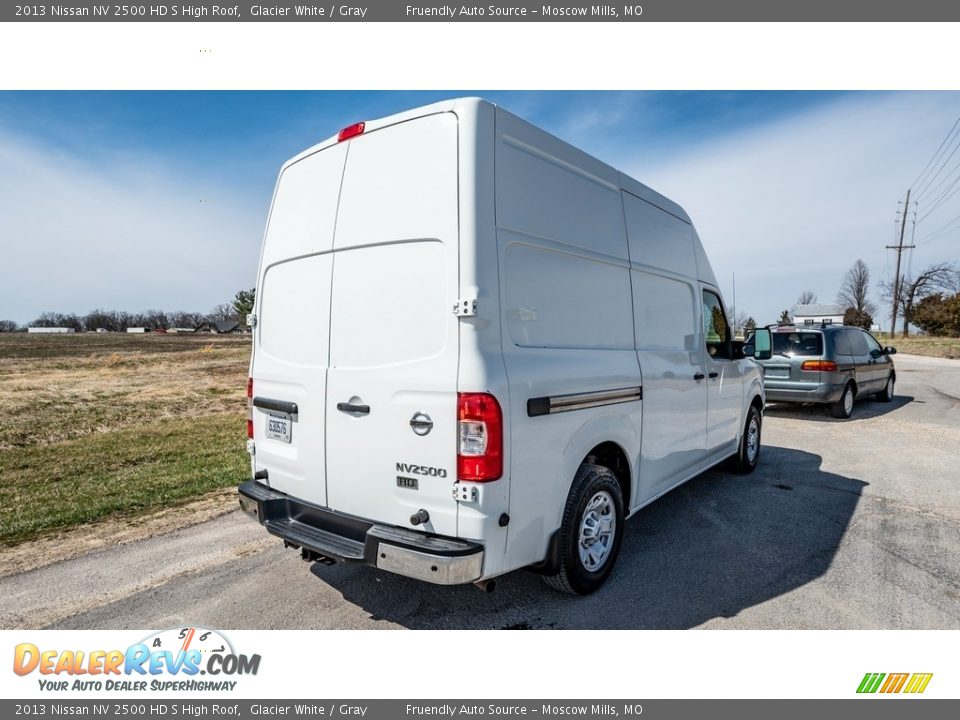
[0,334,249,449]
[0,333,250,546]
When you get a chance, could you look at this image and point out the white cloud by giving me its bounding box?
[637,92,960,328]
[0,130,264,324]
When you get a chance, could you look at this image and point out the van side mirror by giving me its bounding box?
[751,328,772,360]
[884,346,897,355]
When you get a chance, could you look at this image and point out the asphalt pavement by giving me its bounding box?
[3,353,958,630]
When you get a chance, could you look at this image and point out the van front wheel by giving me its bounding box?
[543,464,624,596]
[727,404,762,474]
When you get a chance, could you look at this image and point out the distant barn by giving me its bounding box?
[27,327,75,334]
[126,327,147,333]
[195,320,243,334]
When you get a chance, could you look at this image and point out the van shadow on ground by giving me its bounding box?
[308,445,866,629]
[763,394,914,423]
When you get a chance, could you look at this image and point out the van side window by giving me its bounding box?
[702,290,731,359]
[864,332,883,356]
[847,329,868,356]
[833,329,852,356]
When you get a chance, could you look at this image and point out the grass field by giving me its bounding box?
[874,334,960,359]
[0,334,249,546]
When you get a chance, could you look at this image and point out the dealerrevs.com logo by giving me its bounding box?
[13,627,260,692]
[857,673,933,694]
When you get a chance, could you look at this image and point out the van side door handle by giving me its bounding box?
[337,402,370,415]
[708,372,719,379]
[693,373,705,381]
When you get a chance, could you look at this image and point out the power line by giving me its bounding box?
[917,172,960,223]
[917,212,960,245]
[915,118,960,201]
[915,136,960,202]
[911,115,960,191]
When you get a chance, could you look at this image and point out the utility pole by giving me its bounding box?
[887,189,915,339]
[732,271,736,335]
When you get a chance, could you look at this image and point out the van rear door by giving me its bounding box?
[251,143,348,508]
[324,114,462,537]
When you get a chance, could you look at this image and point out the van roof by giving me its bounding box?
[283,97,690,224]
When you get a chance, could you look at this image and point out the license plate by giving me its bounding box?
[265,414,291,443]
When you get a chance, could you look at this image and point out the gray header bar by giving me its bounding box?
[5,1,960,22]
[2,700,958,719]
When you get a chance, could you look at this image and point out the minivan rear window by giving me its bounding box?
[773,332,823,356]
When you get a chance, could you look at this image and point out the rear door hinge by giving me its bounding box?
[453,298,478,317]
[452,483,479,503]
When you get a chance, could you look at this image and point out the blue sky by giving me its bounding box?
[1,91,958,326]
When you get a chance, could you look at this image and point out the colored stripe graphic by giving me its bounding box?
[857,673,885,693]
[880,673,909,693]
[904,673,933,694]
[857,672,933,694]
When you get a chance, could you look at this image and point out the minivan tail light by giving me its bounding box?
[457,392,503,482]
[801,360,838,372]
[337,122,365,142]
[246,377,254,439]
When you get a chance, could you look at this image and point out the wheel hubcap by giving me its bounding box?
[578,491,616,572]
[844,388,854,414]
[746,416,760,463]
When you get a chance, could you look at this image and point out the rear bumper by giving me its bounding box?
[763,381,846,404]
[237,480,483,585]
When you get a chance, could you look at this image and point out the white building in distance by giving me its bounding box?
[792,303,845,325]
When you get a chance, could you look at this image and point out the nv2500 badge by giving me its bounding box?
[396,462,449,478]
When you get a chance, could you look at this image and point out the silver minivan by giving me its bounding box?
[753,324,896,418]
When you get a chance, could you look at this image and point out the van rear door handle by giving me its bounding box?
[693,373,705,381]
[708,372,719,379]
[337,402,370,415]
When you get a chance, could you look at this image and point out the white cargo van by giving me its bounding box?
[238,98,773,595]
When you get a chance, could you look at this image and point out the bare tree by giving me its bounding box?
[208,303,236,323]
[796,290,818,305]
[169,311,205,329]
[732,309,749,338]
[0,320,19,333]
[881,262,959,337]
[837,259,877,320]
[30,312,83,331]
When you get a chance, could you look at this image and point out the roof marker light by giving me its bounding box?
[337,122,365,142]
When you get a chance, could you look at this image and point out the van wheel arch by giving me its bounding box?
[530,442,631,579]
[583,441,632,510]
[542,462,626,595]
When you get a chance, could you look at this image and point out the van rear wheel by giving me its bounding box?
[830,382,856,419]
[543,464,624,596]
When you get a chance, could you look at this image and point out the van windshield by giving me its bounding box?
[772,331,823,357]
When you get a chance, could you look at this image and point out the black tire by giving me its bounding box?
[728,403,762,474]
[542,464,625,596]
[830,382,856,419]
[877,373,895,403]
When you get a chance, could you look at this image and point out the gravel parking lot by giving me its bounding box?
[2,353,958,630]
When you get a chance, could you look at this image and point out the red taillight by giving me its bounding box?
[801,360,838,372]
[457,392,503,482]
[337,122,365,142]
[246,377,254,439]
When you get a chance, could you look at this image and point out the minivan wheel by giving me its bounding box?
[830,382,856,419]
[542,464,625,596]
[728,404,762,474]
[877,374,895,403]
